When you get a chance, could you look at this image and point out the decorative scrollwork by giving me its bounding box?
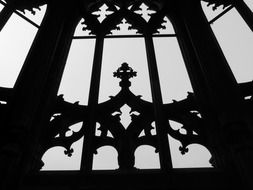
[80,0,168,35]
[163,92,207,155]
[43,63,212,170]
[41,94,87,159]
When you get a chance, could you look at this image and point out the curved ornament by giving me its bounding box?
[44,63,211,170]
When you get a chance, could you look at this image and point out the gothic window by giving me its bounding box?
[37,1,214,171]
[1,1,253,189]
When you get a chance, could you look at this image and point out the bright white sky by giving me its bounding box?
[0,1,252,171]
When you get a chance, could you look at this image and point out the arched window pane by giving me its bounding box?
[134,145,160,169]
[41,37,95,170]
[168,135,212,168]
[58,39,95,105]
[201,2,253,83]
[154,37,192,103]
[0,12,39,87]
[41,137,84,171]
[93,146,118,170]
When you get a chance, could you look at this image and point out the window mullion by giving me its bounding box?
[144,33,173,171]
[80,34,105,172]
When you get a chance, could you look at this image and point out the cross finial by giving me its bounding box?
[113,63,137,88]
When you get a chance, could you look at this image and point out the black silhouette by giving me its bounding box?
[0,0,253,189]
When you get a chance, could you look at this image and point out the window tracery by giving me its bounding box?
[1,0,252,175]
[41,61,212,170]
[0,0,216,171]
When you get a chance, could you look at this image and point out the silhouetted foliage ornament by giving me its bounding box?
[80,0,168,35]
[64,148,74,157]
[40,63,216,170]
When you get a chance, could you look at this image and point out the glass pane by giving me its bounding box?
[154,36,212,168]
[154,37,192,103]
[202,3,253,83]
[99,38,152,102]
[41,39,95,170]
[134,145,160,169]
[168,135,212,168]
[16,4,47,26]
[0,13,38,87]
[92,38,158,170]
[93,146,118,170]
[41,137,84,171]
[58,39,95,105]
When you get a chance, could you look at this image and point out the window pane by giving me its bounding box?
[41,136,84,171]
[154,37,192,103]
[93,37,156,170]
[16,5,47,26]
[0,13,38,87]
[168,135,212,168]
[99,38,152,102]
[93,146,118,170]
[154,36,212,168]
[41,39,95,170]
[58,39,95,105]
[134,145,160,169]
[202,2,253,83]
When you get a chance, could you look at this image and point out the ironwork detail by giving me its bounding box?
[1,0,171,35]
[0,0,253,189]
[39,63,222,170]
[80,0,168,35]
[0,72,251,170]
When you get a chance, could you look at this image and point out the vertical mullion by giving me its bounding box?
[80,34,104,172]
[144,33,172,171]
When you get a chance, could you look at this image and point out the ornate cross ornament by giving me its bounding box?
[113,62,137,88]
